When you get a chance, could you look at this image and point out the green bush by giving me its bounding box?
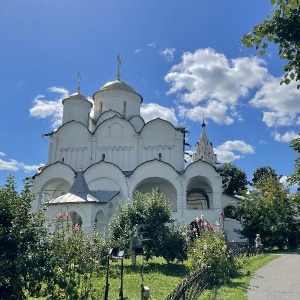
[108,189,187,262]
[187,215,237,285]
[41,212,108,299]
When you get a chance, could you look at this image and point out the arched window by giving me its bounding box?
[70,211,82,226]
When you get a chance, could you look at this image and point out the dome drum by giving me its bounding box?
[93,80,143,121]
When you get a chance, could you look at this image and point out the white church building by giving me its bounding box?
[32,64,242,240]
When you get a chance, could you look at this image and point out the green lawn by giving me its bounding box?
[96,257,190,300]
[29,254,277,300]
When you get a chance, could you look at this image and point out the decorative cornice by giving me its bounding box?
[59,147,88,151]
[96,146,133,150]
[142,145,174,149]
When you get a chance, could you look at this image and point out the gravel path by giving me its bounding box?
[247,254,300,300]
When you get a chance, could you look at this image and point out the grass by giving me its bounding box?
[29,254,278,300]
[29,257,190,300]
[199,254,279,300]
[95,257,190,300]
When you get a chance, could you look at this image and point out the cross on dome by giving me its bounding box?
[116,53,121,81]
[77,72,82,94]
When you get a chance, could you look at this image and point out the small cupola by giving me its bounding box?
[62,73,92,127]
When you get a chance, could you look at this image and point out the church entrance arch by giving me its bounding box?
[134,177,177,211]
[186,176,212,210]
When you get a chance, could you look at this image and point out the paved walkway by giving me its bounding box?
[247,254,300,300]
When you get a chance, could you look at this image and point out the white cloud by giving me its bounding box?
[147,43,156,48]
[160,48,176,62]
[250,78,300,128]
[0,158,43,173]
[134,48,142,54]
[279,175,288,185]
[272,130,299,143]
[214,150,241,163]
[0,152,5,157]
[165,48,269,124]
[214,140,254,162]
[22,163,44,173]
[217,140,255,154]
[0,159,20,172]
[30,86,70,128]
[141,103,178,125]
[178,102,234,125]
[49,87,69,98]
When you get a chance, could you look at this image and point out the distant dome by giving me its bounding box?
[67,92,89,101]
[100,80,136,93]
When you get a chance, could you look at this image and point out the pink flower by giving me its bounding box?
[74,223,80,231]
[65,210,71,217]
[59,212,65,218]
[220,211,225,220]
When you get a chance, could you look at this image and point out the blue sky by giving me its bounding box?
[0,0,299,190]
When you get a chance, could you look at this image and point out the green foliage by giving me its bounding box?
[222,163,248,196]
[242,0,300,88]
[0,175,49,299]
[252,166,278,187]
[159,222,188,263]
[187,216,238,285]
[286,134,300,247]
[224,205,238,220]
[108,189,187,262]
[41,212,108,299]
[199,254,278,300]
[237,176,299,249]
[288,134,300,186]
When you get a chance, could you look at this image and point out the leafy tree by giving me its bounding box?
[108,189,187,262]
[224,205,238,220]
[252,166,278,186]
[0,175,49,299]
[221,162,248,196]
[242,0,300,88]
[288,133,300,186]
[237,175,299,249]
[287,134,300,246]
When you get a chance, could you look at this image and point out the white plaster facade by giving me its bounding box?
[32,74,242,238]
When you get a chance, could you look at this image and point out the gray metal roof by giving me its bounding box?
[48,172,120,205]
